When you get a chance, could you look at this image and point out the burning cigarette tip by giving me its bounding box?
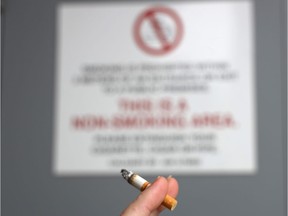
[121,169,132,180]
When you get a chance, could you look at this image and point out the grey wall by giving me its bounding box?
[2,0,287,215]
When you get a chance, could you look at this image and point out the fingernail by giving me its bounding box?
[154,176,161,182]
[151,176,161,184]
[167,175,173,179]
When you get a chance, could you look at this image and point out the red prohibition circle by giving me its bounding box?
[133,6,184,56]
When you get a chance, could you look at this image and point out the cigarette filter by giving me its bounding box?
[120,169,178,211]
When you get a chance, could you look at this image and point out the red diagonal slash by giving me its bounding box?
[147,11,171,51]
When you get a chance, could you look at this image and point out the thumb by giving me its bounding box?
[121,177,168,216]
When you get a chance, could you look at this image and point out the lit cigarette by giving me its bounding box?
[120,169,178,211]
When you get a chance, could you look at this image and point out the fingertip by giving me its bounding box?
[167,176,178,186]
[167,177,179,198]
[152,176,168,185]
[145,176,169,199]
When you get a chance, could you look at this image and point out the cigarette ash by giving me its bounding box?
[121,169,133,180]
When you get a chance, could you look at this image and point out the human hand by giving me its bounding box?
[121,176,179,216]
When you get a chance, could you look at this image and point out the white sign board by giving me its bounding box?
[54,1,256,175]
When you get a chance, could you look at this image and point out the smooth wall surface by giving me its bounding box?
[2,0,287,215]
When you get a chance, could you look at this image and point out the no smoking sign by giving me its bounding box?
[133,6,184,56]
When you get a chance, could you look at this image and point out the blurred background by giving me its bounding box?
[1,0,287,215]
